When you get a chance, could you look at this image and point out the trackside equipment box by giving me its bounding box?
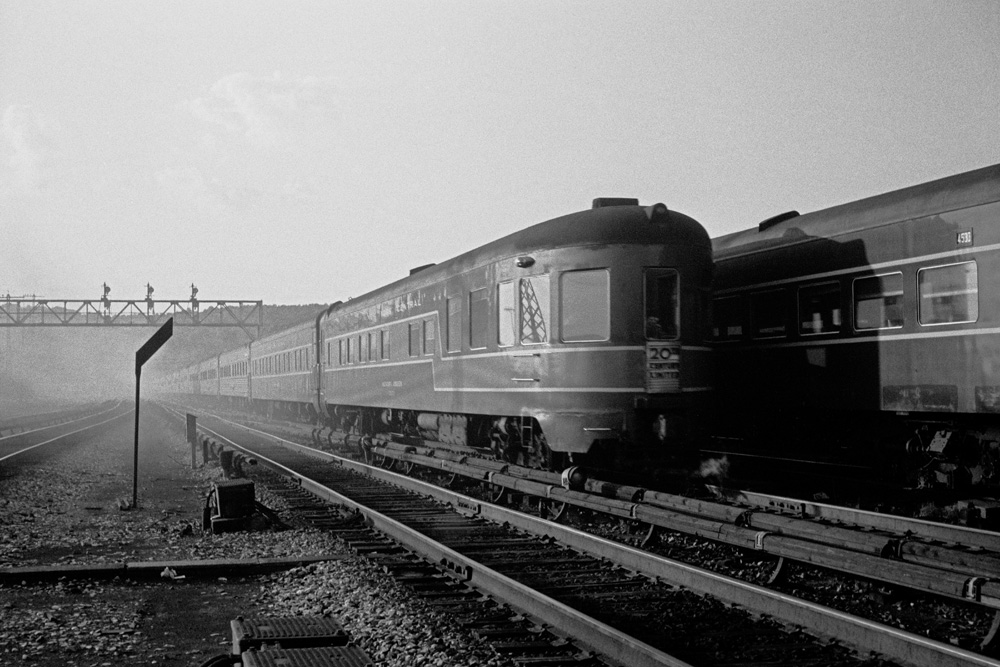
[215,479,255,517]
[240,646,374,667]
[208,479,255,533]
[231,616,349,654]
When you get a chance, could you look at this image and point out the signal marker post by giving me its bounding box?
[130,318,173,510]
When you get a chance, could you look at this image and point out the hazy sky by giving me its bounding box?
[3,1,998,305]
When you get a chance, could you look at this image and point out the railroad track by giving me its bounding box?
[0,402,111,437]
[0,401,130,464]
[171,404,1000,667]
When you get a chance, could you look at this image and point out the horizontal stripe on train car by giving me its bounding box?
[713,325,1000,349]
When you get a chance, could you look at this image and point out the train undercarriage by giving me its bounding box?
[319,404,570,471]
[713,406,1000,494]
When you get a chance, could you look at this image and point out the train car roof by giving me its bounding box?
[328,202,709,314]
[713,163,1000,260]
[171,202,707,368]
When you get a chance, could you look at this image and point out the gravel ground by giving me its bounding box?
[0,405,516,667]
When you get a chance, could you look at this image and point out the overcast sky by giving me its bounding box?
[3,1,998,306]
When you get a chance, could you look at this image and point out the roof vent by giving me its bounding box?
[592,197,639,209]
[644,202,670,223]
[758,210,800,232]
[409,263,436,275]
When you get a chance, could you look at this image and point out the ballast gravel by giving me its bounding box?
[0,408,515,666]
[258,559,515,667]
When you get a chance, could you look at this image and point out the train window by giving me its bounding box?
[854,273,904,330]
[750,290,787,338]
[712,296,746,340]
[799,282,842,335]
[423,319,435,355]
[497,281,516,347]
[348,337,355,364]
[918,262,978,325]
[446,297,461,352]
[409,322,421,356]
[469,288,488,349]
[560,269,610,342]
[359,334,367,362]
[520,275,550,344]
[380,330,390,359]
[644,269,679,340]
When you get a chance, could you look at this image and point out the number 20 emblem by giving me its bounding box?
[648,348,673,360]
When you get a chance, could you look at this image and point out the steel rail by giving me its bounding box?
[188,413,999,667]
[191,421,693,667]
[169,407,1000,610]
[0,402,124,443]
[177,406,1000,610]
[370,445,1000,611]
[0,405,132,463]
[706,484,1000,550]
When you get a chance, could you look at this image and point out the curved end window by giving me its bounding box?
[520,276,550,344]
[560,269,610,342]
[645,269,679,340]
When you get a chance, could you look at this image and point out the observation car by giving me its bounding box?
[314,198,713,469]
[710,163,1000,489]
[160,198,714,471]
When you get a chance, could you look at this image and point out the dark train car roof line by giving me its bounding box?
[327,203,709,315]
[713,163,1000,260]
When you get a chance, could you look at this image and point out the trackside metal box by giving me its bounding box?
[231,616,349,654]
[215,479,255,518]
[240,646,374,667]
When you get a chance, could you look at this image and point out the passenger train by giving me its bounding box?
[159,164,1000,490]
[711,163,1000,489]
[156,199,714,471]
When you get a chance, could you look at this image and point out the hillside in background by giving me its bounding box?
[0,304,325,414]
